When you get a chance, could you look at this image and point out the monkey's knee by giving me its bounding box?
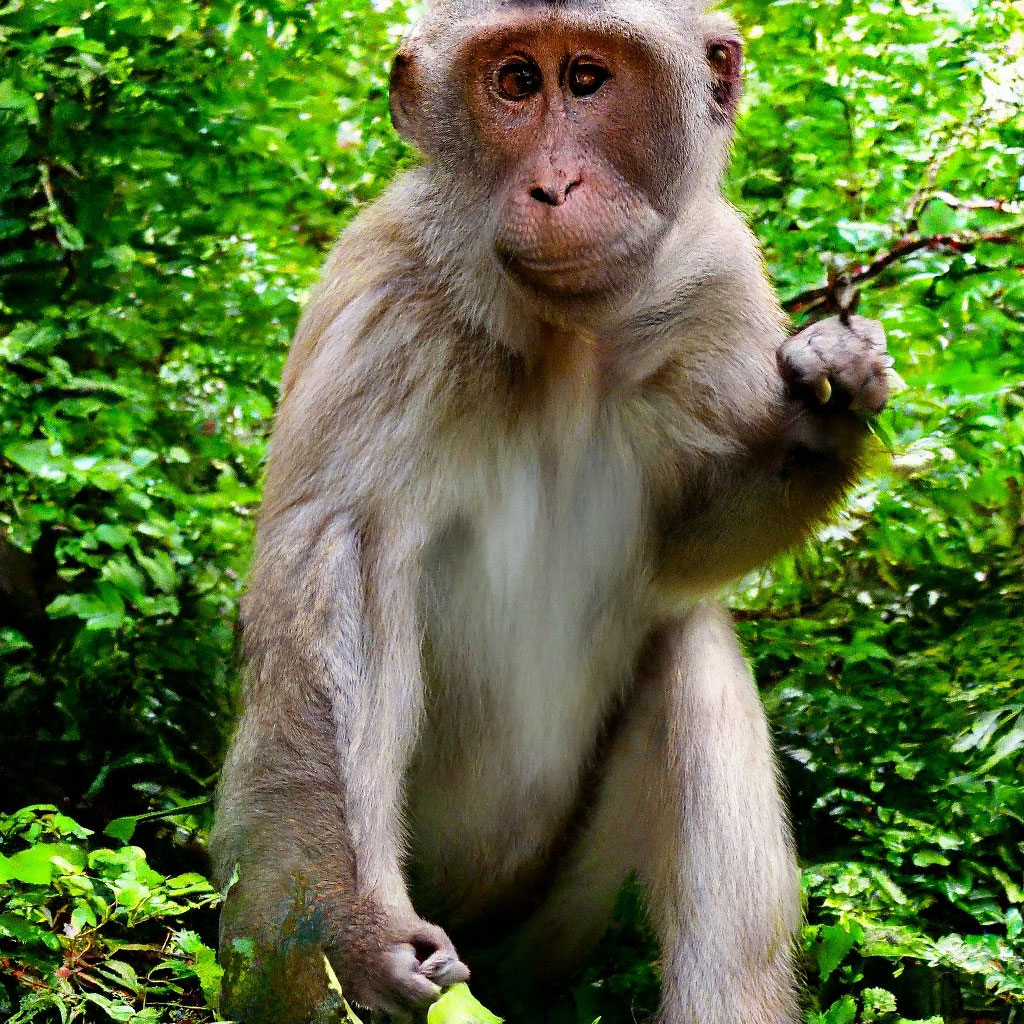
[217,875,338,1024]
[220,936,337,1024]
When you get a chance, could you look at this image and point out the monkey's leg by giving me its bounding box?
[641,605,801,1024]
[512,604,801,1024]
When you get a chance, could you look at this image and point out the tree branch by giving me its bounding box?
[783,227,1023,316]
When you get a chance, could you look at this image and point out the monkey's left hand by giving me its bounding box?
[778,314,891,418]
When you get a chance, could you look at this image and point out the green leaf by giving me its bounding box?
[175,930,224,1004]
[426,985,502,1024]
[95,960,141,995]
[104,817,139,844]
[821,995,857,1024]
[1,843,80,884]
[835,220,889,251]
[0,79,39,123]
[917,198,960,236]
[71,902,99,932]
[83,991,138,1022]
[0,911,54,945]
[95,524,134,549]
[911,850,951,867]
[4,440,68,481]
[50,813,93,839]
[814,923,861,981]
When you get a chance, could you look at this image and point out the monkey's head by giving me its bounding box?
[390,0,743,302]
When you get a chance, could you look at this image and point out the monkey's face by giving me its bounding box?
[461,25,682,299]
[391,6,744,302]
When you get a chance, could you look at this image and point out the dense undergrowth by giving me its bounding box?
[1,0,1022,1021]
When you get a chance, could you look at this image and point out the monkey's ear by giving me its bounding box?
[390,48,424,146]
[705,36,743,119]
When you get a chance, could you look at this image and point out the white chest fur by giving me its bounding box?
[428,430,645,736]
[411,417,650,902]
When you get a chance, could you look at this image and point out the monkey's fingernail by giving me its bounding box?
[426,957,470,987]
[814,377,832,405]
[420,951,455,978]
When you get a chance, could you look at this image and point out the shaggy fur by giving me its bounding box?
[211,2,890,1021]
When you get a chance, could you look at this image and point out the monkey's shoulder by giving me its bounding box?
[280,193,429,390]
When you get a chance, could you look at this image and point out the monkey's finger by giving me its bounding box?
[399,975,442,1007]
[849,370,889,415]
[845,314,887,352]
[886,364,908,395]
[384,944,444,1007]
[777,334,827,392]
[420,950,471,987]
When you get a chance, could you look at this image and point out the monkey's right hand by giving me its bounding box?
[334,912,470,1016]
[219,874,469,1024]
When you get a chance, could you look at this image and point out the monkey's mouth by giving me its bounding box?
[498,242,639,297]
[513,254,604,273]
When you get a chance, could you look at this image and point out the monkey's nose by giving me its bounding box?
[529,177,582,206]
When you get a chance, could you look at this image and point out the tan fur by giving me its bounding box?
[212,2,890,1021]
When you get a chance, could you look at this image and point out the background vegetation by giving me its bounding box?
[1,0,1022,1021]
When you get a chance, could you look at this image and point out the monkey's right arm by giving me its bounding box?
[212,510,468,1023]
[211,250,469,1021]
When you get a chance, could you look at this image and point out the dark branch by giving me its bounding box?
[783,227,1023,316]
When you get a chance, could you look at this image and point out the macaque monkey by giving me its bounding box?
[211,0,891,1021]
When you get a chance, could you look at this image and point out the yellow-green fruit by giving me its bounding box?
[427,984,503,1024]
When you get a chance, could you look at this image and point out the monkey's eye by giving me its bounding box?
[568,61,609,98]
[496,60,542,101]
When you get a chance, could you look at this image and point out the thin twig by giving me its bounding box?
[783,227,1023,316]
[928,191,1021,214]
[115,799,212,826]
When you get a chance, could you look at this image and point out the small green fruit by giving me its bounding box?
[427,984,502,1024]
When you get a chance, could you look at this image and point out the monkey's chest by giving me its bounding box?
[409,440,649,919]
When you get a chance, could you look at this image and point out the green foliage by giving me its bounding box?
[1,0,1023,1021]
[0,806,221,1023]
[0,0,410,811]
[723,0,1024,1017]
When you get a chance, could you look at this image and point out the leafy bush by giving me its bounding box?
[0,806,220,1023]
[726,0,1024,1017]
[0,0,408,813]
[1,0,1022,1021]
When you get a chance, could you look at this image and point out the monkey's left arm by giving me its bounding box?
[656,313,890,596]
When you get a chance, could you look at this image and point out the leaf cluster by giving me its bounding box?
[0,806,221,1024]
